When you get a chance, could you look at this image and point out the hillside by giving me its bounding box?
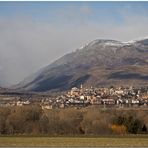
[14,38,148,92]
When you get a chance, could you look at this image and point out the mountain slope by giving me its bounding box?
[15,38,148,92]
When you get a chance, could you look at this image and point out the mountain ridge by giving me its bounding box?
[13,38,148,92]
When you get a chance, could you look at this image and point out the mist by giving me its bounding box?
[0,2,148,87]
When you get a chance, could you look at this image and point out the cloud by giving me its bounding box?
[0,4,148,87]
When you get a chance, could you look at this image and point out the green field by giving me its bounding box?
[0,136,148,147]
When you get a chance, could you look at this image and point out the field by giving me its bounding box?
[0,136,148,147]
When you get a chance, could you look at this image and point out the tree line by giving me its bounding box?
[0,106,147,135]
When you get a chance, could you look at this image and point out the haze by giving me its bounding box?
[0,1,148,87]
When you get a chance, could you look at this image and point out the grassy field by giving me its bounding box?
[0,136,148,147]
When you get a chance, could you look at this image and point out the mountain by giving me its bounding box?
[14,38,148,92]
[0,86,9,92]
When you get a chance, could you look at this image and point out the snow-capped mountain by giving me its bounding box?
[14,38,148,92]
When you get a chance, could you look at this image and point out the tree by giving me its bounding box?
[81,108,112,135]
[0,107,11,134]
[113,115,143,134]
[142,124,147,133]
[39,114,49,134]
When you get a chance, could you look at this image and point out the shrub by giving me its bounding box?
[111,124,127,135]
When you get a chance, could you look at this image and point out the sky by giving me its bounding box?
[0,1,148,87]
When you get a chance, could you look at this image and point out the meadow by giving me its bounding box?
[0,136,148,147]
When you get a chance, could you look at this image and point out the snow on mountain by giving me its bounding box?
[13,38,148,92]
[122,36,148,45]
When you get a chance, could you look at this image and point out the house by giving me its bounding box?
[42,105,53,110]
[101,98,115,105]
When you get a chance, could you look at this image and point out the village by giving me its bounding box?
[0,85,148,109]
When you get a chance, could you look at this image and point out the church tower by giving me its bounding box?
[80,84,83,93]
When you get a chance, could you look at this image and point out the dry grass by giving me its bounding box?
[0,136,148,147]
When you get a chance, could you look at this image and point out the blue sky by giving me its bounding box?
[0,1,148,86]
[0,1,148,24]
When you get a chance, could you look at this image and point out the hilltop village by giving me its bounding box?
[0,85,148,109]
